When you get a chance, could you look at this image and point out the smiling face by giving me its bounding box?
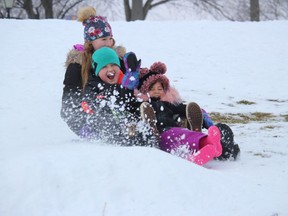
[149,81,165,99]
[91,36,114,50]
[98,63,120,84]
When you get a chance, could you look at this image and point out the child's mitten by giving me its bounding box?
[73,44,84,52]
[122,52,141,90]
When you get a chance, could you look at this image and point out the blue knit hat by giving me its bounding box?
[92,47,120,76]
[83,16,113,41]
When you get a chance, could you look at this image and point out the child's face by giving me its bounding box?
[98,63,120,84]
[149,81,165,98]
[91,36,114,50]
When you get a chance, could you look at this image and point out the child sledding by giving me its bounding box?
[135,62,240,165]
[61,5,240,166]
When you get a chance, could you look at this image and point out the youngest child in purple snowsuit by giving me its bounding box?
[136,62,222,165]
[160,125,222,165]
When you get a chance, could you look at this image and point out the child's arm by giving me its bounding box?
[121,52,141,90]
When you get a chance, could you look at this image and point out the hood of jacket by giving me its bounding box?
[65,44,126,68]
[161,86,183,105]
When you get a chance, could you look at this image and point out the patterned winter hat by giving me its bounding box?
[138,62,170,94]
[82,16,113,41]
[92,47,120,76]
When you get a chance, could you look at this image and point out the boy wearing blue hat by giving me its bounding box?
[80,47,158,147]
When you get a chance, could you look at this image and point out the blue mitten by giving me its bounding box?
[122,52,141,90]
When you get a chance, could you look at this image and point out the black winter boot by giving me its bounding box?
[214,123,240,161]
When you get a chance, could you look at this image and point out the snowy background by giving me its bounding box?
[0,19,288,216]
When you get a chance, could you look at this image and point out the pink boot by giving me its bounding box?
[188,126,222,166]
[188,144,215,165]
[206,126,222,157]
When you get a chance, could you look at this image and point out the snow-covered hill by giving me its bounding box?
[0,19,287,216]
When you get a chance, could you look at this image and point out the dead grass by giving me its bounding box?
[267,99,288,103]
[236,100,256,105]
[261,125,281,130]
[208,98,288,124]
[281,114,288,122]
[210,112,277,124]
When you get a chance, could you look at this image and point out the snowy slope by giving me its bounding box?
[0,19,287,216]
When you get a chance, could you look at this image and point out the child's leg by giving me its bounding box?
[201,108,214,129]
[214,123,240,160]
[200,125,222,157]
[160,127,206,157]
[160,126,222,166]
[140,102,159,139]
[188,144,216,165]
[189,126,222,165]
[186,102,203,132]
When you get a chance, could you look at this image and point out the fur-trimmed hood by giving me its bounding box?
[65,44,126,68]
[65,46,83,67]
[160,85,183,105]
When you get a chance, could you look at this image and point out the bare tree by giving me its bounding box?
[122,0,250,21]
[5,0,84,19]
[261,0,288,20]
[250,0,260,21]
[124,0,171,21]
[16,0,41,19]
[193,0,235,21]
[41,0,53,18]
[1,0,288,20]
[54,0,85,19]
[131,0,144,20]
[196,0,288,21]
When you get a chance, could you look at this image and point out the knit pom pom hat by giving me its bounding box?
[92,47,120,76]
[77,6,96,22]
[77,6,112,41]
[138,62,183,104]
[138,62,169,95]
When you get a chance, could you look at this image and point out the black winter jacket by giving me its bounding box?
[61,63,87,136]
[150,98,187,133]
[83,74,141,116]
[61,48,139,136]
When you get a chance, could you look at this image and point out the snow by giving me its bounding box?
[1,19,288,216]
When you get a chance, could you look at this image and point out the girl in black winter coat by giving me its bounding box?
[63,45,158,147]
[61,6,127,137]
[138,81,223,166]
[136,62,240,162]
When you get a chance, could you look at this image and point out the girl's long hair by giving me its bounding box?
[81,41,94,91]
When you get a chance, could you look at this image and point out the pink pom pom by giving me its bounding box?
[150,62,167,74]
[140,67,149,77]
